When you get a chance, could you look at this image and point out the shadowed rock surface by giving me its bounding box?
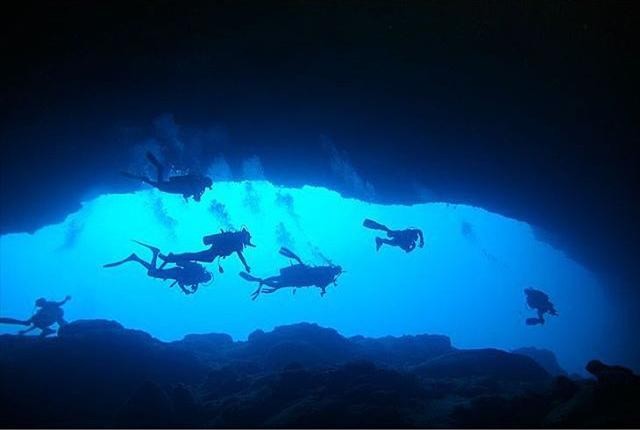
[0,320,638,428]
[513,346,568,376]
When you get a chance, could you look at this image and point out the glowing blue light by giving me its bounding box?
[0,181,618,373]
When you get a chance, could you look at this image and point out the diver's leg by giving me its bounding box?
[133,255,154,271]
[317,283,329,297]
[250,285,262,300]
[56,317,67,327]
[131,241,161,267]
[18,325,37,335]
[376,237,394,250]
[260,277,280,288]
[177,283,192,295]
[146,152,165,182]
[39,327,55,337]
[161,249,216,264]
[257,278,284,295]
[250,277,281,300]
[103,253,151,270]
[146,266,180,282]
[159,251,186,269]
[159,250,216,269]
[150,249,159,268]
[121,171,155,186]
[217,256,224,273]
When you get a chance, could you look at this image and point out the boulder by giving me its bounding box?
[413,348,550,382]
[351,333,453,367]
[512,347,567,376]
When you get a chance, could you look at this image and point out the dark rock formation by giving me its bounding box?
[350,333,453,367]
[1,320,638,428]
[234,323,353,369]
[512,346,567,376]
[0,320,207,428]
[115,381,175,428]
[586,359,640,386]
[413,348,551,382]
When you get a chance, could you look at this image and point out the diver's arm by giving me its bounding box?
[177,282,192,295]
[317,283,329,297]
[416,229,424,248]
[236,251,251,272]
[55,296,72,306]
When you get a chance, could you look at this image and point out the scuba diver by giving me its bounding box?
[122,151,213,201]
[159,227,256,273]
[104,241,212,295]
[239,247,343,300]
[0,295,71,336]
[363,218,424,253]
[524,287,558,325]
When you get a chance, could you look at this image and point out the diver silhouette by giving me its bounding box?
[0,296,71,336]
[122,151,213,201]
[363,219,424,253]
[104,241,212,294]
[524,287,558,325]
[159,227,256,273]
[239,247,343,300]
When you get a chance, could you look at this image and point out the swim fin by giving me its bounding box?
[279,247,303,265]
[526,317,544,326]
[132,240,161,254]
[146,151,162,168]
[239,272,262,283]
[103,253,138,268]
[363,218,391,232]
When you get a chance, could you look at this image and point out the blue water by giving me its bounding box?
[0,181,621,373]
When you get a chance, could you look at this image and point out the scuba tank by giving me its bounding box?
[203,230,237,246]
[279,264,307,279]
[278,248,308,281]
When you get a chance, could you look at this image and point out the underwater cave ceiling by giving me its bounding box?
[0,149,637,299]
[1,0,638,302]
